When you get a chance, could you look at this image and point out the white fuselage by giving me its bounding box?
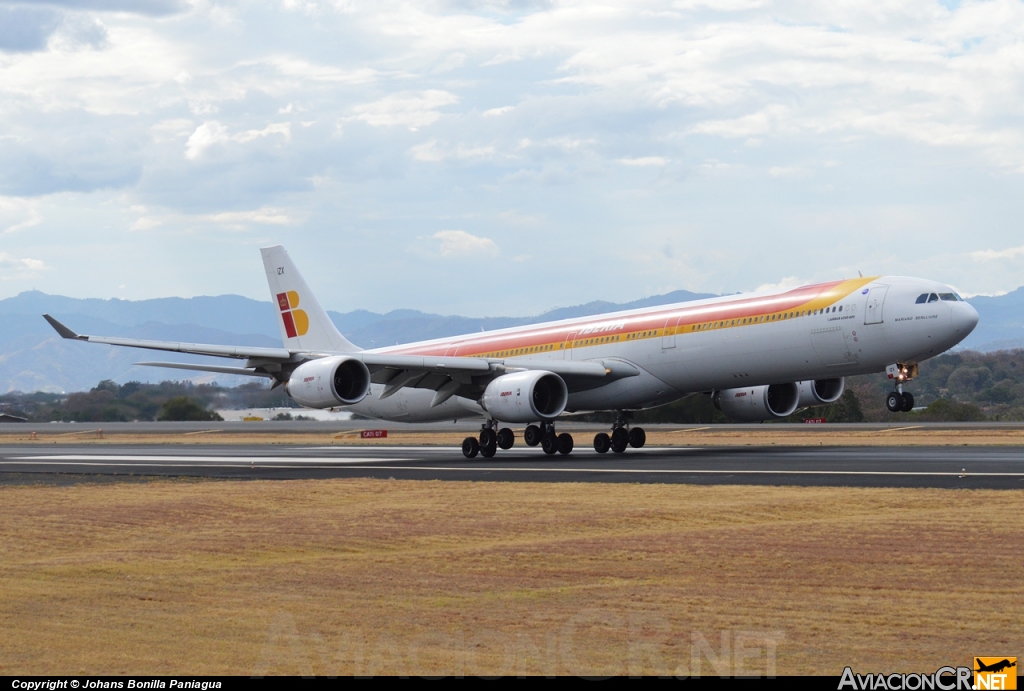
[339,275,978,422]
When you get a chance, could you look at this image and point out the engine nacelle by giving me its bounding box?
[480,370,568,423]
[286,356,371,408]
[797,378,845,407]
[713,383,800,422]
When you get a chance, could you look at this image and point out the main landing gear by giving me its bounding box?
[461,420,519,459]
[884,362,918,413]
[524,421,574,456]
[593,412,646,454]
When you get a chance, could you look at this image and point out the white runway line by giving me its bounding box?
[7,455,413,465]
[292,465,1024,477]
[6,456,1024,477]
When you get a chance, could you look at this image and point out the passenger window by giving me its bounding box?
[939,293,957,301]
[928,293,939,303]
[838,306,842,312]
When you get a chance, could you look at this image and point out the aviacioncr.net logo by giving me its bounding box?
[277,291,309,338]
[839,666,973,690]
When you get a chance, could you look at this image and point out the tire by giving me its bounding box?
[901,392,915,412]
[611,427,629,453]
[524,424,542,447]
[497,428,515,449]
[481,440,497,458]
[557,433,574,455]
[628,427,646,448]
[886,392,903,412]
[480,428,497,448]
[594,432,611,454]
[541,434,558,455]
[462,437,480,458]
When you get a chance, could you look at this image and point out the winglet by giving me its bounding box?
[43,314,85,340]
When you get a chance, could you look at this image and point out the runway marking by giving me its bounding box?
[5,458,1024,478]
[327,466,1024,477]
[874,426,924,433]
[7,455,413,465]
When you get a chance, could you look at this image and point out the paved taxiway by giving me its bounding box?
[2,443,1024,488]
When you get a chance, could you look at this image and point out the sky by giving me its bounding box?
[1,0,1023,317]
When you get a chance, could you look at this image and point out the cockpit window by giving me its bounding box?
[915,294,928,304]
[954,293,964,301]
[927,293,939,303]
[939,293,957,301]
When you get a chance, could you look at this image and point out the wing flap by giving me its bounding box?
[135,362,275,378]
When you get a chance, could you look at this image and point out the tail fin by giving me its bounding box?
[261,245,361,353]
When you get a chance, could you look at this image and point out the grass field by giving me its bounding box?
[1,478,1020,676]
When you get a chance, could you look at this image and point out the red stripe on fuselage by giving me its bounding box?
[378,279,856,357]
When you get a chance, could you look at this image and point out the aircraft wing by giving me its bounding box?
[360,353,637,405]
[44,314,292,361]
[45,314,636,401]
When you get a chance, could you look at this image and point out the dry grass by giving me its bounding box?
[1,479,1021,676]
[3,426,1024,446]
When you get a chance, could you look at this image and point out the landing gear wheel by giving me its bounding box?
[901,392,915,412]
[480,440,497,458]
[628,427,646,448]
[541,434,558,455]
[886,392,903,413]
[611,427,629,453]
[497,428,515,449]
[462,437,480,458]
[480,428,497,448]
[524,425,542,447]
[557,433,574,455]
[594,432,611,454]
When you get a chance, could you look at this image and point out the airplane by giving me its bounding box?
[43,245,979,458]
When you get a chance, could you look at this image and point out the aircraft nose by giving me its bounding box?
[954,302,979,335]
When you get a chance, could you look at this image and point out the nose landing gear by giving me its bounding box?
[884,362,918,413]
[594,412,646,454]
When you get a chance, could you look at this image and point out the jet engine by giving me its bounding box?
[480,370,568,423]
[713,383,800,422]
[797,378,845,407]
[286,356,371,408]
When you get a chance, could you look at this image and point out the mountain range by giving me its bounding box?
[2,286,1021,393]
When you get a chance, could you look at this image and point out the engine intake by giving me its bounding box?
[481,370,568,423]
[713,382,800,422]
[286,356,371,408]
[797,378,845,407]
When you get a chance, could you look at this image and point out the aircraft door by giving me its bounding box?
[563,332,577,360]
[864,286,889,325]
[662,316,679,349]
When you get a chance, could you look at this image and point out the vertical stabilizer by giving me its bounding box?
[260,245,361,353]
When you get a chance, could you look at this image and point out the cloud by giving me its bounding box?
[204,208,296,227]
[970,245,1024,262]
[185,122,291,160]
[432,230,499,257]
[0,251,48,278]
[482,106,513,117]
[409,139,495,162]
[0,196,42,233]
[0,7,62,53]
[754,276,807,293]
[619,156,668,167]
[349,90,458,130]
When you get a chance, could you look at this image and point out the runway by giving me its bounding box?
[2,443,1024,488]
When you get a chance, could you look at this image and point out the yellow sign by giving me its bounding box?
[975,658,1017,690]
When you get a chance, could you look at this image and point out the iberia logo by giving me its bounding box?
[277,291,309,338]
[975,658,1017,690]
